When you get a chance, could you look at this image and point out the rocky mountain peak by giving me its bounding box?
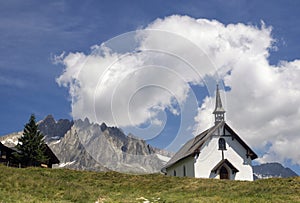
[43,114,56,123]
[100,122,107,131]
[46,118,171,173]
[38,115,73,141]
[127,133,142,140]
[1,115,172,173]
[253,162,298,179]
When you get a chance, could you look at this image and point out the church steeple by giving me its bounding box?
[213,84,225,125]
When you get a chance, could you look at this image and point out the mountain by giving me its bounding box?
[0,115,73,147]
[2,115,298,177]
[1,115,172,173]
[253,162,298,179]
[0,131,22,148]
[37,115,73,142]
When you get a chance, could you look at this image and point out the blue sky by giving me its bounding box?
[1,0,300,174]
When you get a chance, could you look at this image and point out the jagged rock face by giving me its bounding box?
[253,163,298,179]
[49,119,166,173]
[1,115,171,173]
[28,116,170,173]
[48,125,109,172]
[38,115,73,142]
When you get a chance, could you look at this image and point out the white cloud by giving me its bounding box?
[56,15,300,166]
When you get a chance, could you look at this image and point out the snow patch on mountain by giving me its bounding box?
[2,138,19,146]
[156,154,171,163]
[58,161,76,168]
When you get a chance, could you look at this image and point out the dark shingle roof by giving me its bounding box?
[211,159,239,173]
[163,122,223,169]
[163,121,257,170]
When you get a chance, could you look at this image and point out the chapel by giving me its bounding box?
[162,85,257,181]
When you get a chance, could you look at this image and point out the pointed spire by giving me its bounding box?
[213,84,225,125]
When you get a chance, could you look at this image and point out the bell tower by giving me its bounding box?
[213,84,225,125]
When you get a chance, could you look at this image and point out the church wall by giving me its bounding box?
[195,136,222,178]
[166,156,194,177]
[224,135,254,181]
[194,130,254,181]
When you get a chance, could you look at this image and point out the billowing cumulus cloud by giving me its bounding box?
[56,15,300,166]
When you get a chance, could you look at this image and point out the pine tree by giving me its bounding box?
[15,114,49,167]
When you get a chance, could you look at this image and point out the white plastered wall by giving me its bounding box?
[194,128,254,181]
[166,156,195,177]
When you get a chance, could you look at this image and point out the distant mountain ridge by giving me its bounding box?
[1,115,173,173]
[253,162,298,179]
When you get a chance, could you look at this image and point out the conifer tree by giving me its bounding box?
[15,114,49,167]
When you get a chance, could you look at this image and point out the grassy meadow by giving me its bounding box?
[0,165,299,203]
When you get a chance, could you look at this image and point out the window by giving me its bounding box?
[218,138,226,150]
[183,165,186,177]
[173,170,176,176]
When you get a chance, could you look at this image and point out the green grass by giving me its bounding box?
[0,165,299,203]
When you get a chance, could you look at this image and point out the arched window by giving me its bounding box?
[183,165,186,177]
[173,170,176,176]
[220,166,229,179]
[218,138,226,150]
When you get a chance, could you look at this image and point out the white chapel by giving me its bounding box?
[163,85,257,181]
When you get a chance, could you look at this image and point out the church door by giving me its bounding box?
[220,166,229,179]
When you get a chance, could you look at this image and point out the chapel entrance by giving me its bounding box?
[220,166,229,179]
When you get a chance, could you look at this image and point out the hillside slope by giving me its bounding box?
[0,165,299,203]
